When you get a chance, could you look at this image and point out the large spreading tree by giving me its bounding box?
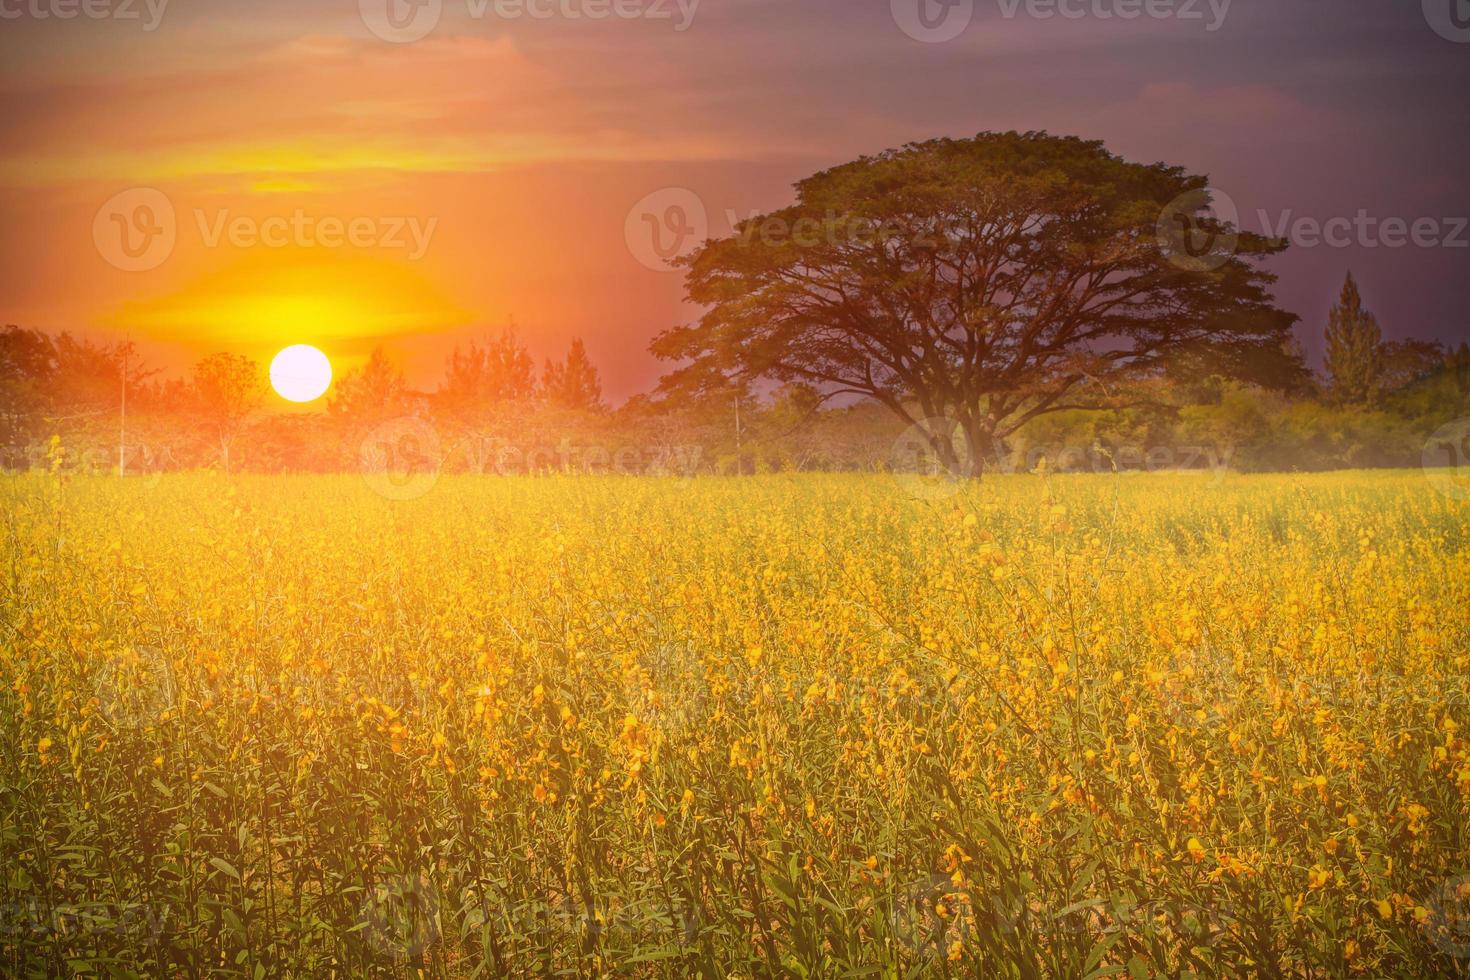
[652,131,1302,473]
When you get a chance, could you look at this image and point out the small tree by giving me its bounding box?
[1379,339,1445,394]
[192,353,263,474]
[542,338,605,412]
[435,325,539,470]
[1323,272,1383,406]
[328,347,410,426]
[437,326,537,428]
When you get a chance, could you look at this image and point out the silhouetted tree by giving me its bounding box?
[1323,272,1383,405]
[1379,339,1445,394]
[328,347,409,425]
[192,353,263,473]
[654,131,1299,474]
[542,338,604,412]
[1,326,157,467]
[437,326,537,429]
[1,325,58,455]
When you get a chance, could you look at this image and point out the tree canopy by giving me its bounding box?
[1323,271,1384,406]
[653,131,1302,472]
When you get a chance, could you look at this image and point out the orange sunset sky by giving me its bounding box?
[2,0,1468,400]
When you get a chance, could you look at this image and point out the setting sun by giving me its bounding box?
[269,344,332,402]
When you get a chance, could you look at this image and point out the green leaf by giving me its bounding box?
[210,857,241,880]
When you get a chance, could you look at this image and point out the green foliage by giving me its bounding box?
[542,338,604,413]
[1323,272,1384,406]
[656,131,1301,466]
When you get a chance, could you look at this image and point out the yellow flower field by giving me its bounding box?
[2,470,1468,977]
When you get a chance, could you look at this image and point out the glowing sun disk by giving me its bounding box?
[270,345,332,403]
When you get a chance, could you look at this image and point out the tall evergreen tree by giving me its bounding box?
[542,338,604,412]
[328,347,409,425]
[437,325,538,430]
[1323,272,1383,405]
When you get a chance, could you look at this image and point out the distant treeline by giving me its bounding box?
[3,281,1469,478]
[10,133,1470,479]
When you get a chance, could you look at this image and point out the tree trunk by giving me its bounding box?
[957,415,1004,479]
[918,417,966,478]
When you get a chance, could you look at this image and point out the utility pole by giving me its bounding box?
[733,394,742,476]
[118,340,128,477]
